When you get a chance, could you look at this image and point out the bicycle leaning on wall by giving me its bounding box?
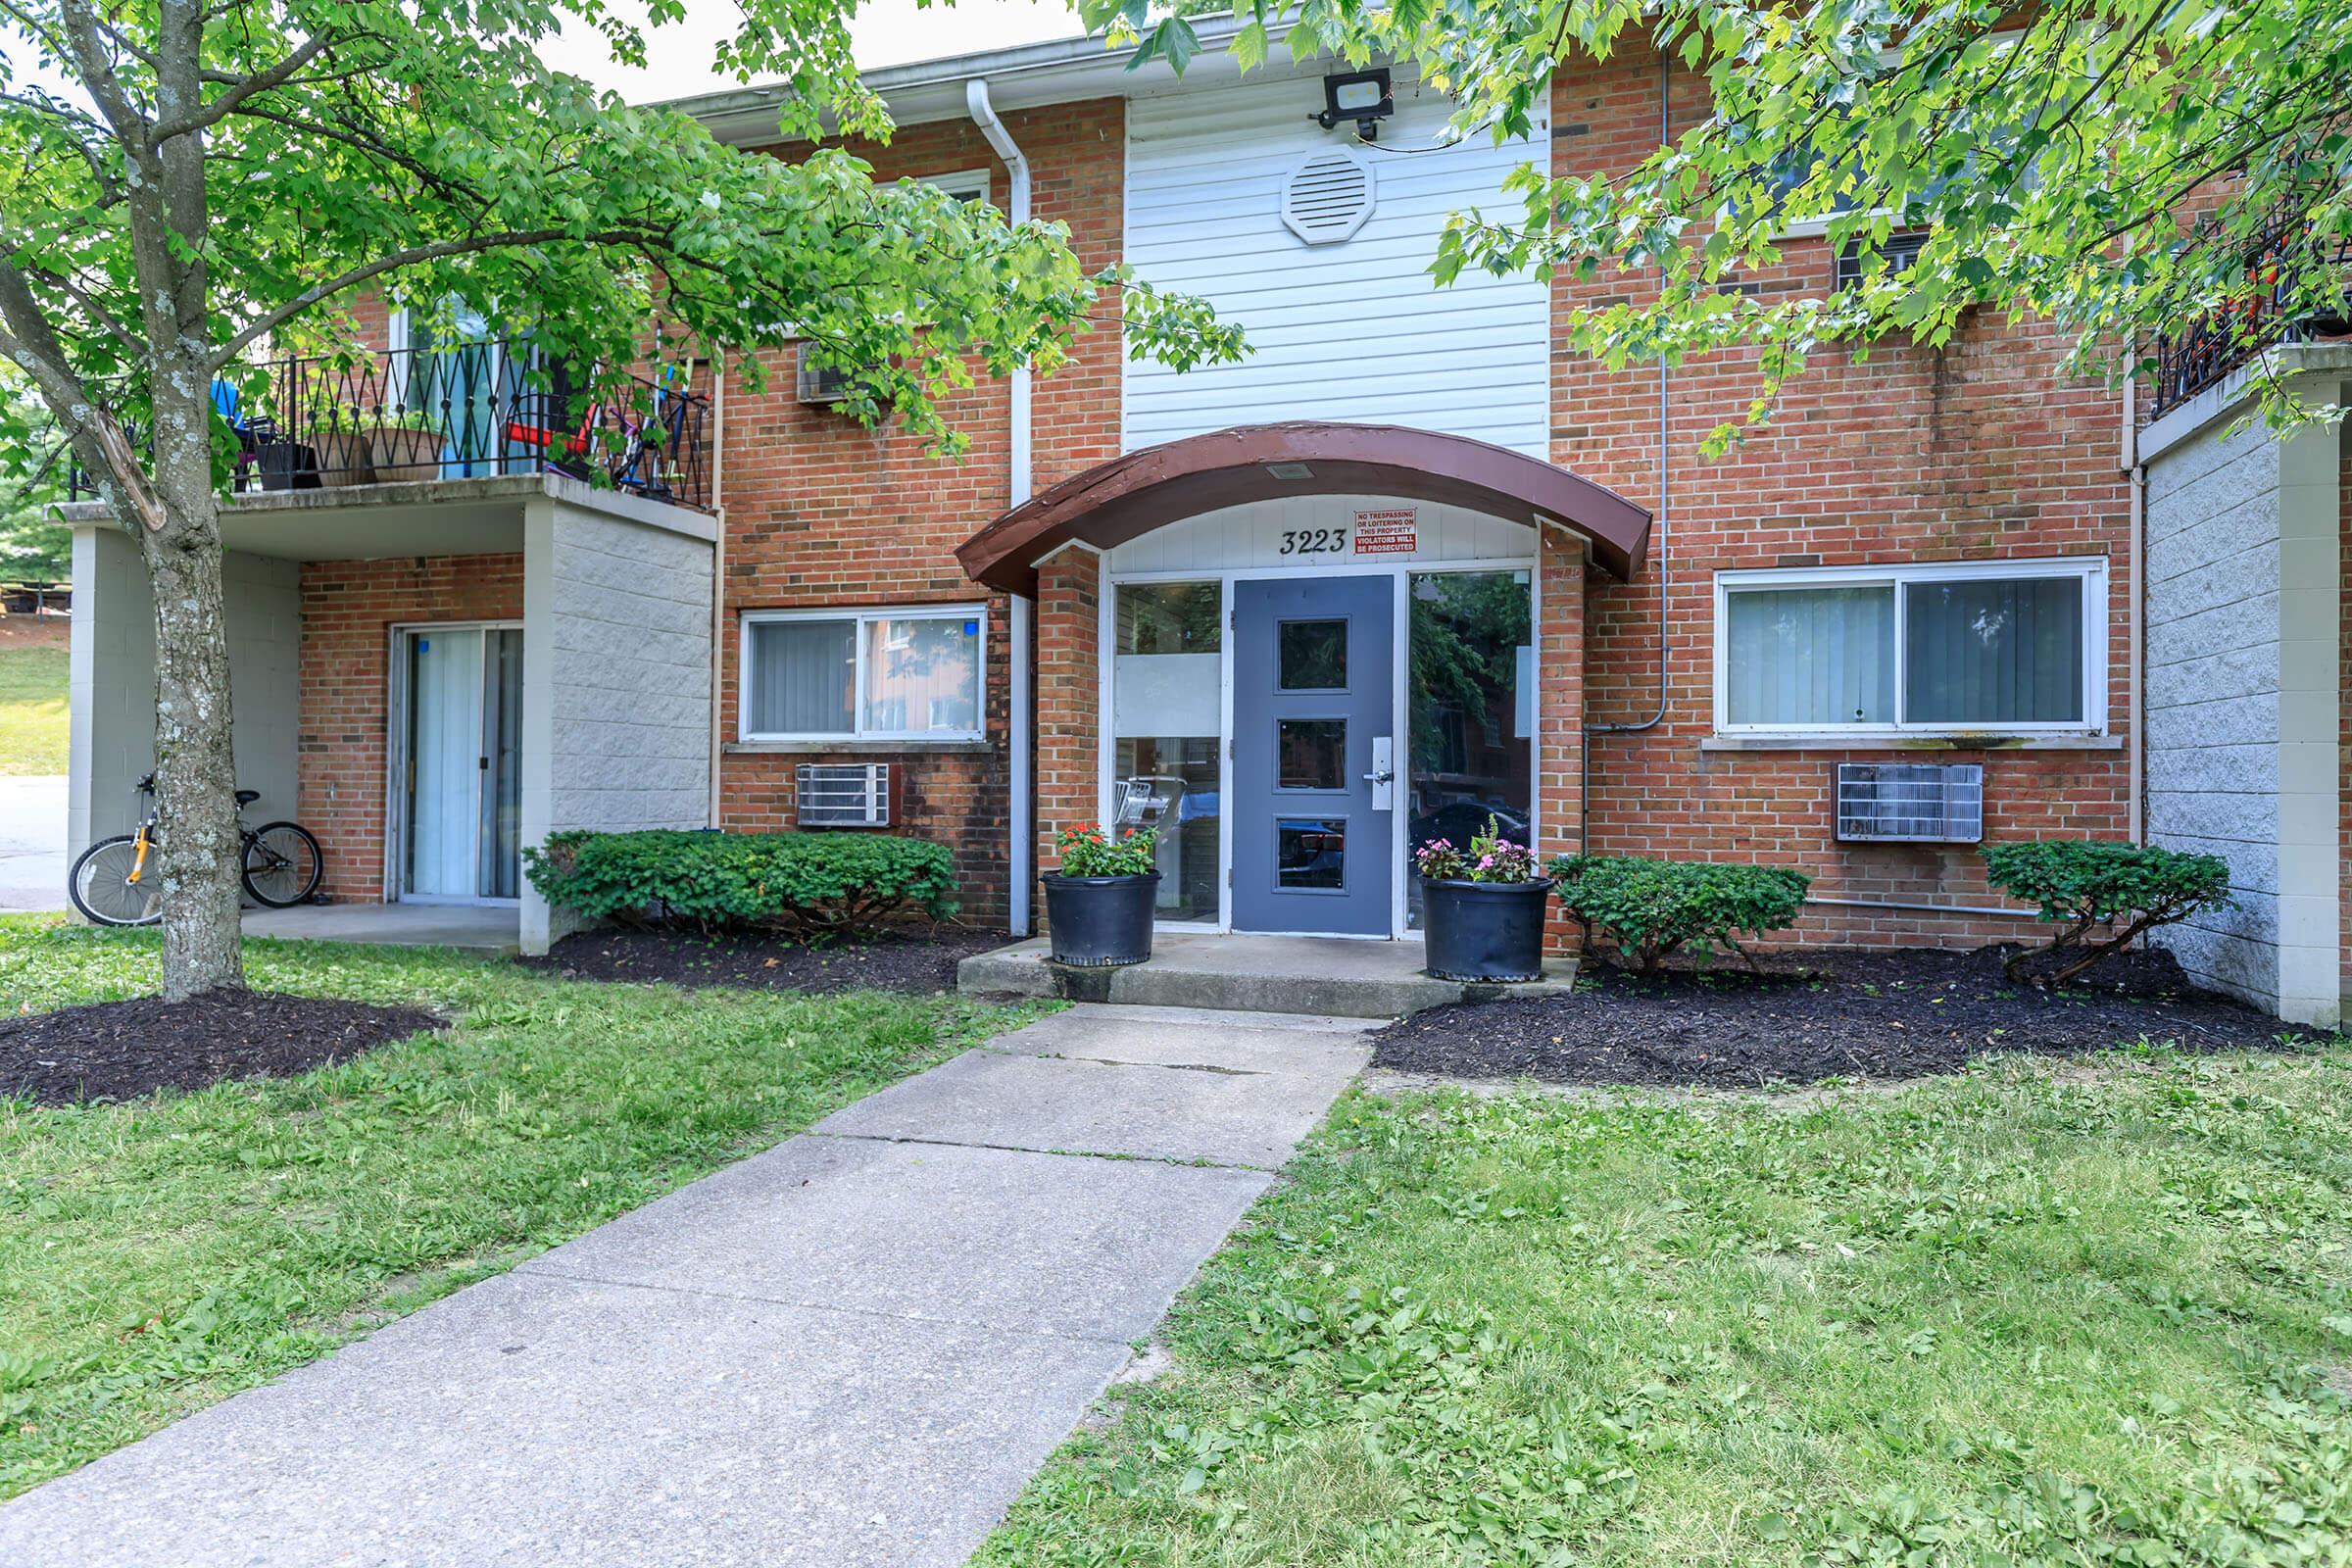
[68,774,325,927]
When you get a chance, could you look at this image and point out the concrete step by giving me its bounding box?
[957,932,1576,1020]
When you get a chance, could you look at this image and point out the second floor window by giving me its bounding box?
[741,606,986,743]
[1716,559,2104,735]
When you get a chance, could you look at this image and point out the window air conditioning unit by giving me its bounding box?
[796,342,852,405]
[1835,228,1930,291]
[1836,762,1984,844]
[796,762,894,828]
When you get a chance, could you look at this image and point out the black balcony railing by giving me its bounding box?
[2147,208,2352,421]
[71,341,712,512]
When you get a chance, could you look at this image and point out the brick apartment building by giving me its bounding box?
[61,24,2352,1025]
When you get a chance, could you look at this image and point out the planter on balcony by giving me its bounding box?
[368,425,447,482]
[313,431,374,487]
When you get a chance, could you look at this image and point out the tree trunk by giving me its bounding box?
[142,372,246,1002]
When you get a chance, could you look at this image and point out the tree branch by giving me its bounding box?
[0,261,163,531]
[152,31,338,143]
[17,258,142,352]
[50,0,146,141]
[209,224,675,369]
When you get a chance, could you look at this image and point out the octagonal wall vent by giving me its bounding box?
[1281,150,1377,245]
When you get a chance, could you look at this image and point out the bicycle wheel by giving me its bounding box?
[242,821,323,907]
[70,835,164,927]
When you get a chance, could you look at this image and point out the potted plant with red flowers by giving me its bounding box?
[1415,814,1551,983]
[1042,822,1161,967]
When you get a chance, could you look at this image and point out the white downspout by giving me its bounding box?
[709,354,728,830]
[968,76,1038,934]
[2123,344,2145,846]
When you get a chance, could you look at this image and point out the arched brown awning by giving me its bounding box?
[956,421,1652,594]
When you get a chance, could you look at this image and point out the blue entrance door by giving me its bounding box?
[1231,575,1396,935]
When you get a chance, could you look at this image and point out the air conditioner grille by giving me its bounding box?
[796,762,892,828]
[796,342,851,405]
[1836,762,1984,843]
[1835,229,1930,290]
[1281,151,1377,245]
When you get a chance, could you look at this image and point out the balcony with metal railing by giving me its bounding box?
[2145,208,2352,422]
[71,340,712,513]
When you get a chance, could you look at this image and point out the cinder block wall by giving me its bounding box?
[540,503,713,835]
[2140,401,2345,1025]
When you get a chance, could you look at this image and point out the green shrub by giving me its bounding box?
[1549,855,1811,973]
[1980,839,2231,984]
[522,829,958,941]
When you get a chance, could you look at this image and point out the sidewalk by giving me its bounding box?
[0,1003,1369,1567]
[0,774,67,912]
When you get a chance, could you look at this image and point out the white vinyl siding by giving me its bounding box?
[1123,72,1549,457]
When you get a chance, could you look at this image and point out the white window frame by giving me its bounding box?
[739,604,988,743]
[921,169,993,206]
[1712,557,2107,738]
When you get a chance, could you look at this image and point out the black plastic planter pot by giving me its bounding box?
[1421,877,1552,983]
[1042,872,1162,967]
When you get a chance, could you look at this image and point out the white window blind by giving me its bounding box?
[742,607,985,742]
[1716,561,2102,735]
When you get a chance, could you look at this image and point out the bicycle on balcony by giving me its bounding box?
[69,774,325,927]
[503,368,696,503]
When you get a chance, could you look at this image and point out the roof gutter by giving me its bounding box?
[967,76,1038,936]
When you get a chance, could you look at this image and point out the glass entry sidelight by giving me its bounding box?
[401,626,523,902]
[1231,576,1396,935]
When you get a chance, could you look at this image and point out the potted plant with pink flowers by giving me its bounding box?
[1414,814,1551,983]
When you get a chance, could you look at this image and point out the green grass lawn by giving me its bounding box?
[982,1049,2352,1567]
[0,640,69,775]
[0,915,1038,1497]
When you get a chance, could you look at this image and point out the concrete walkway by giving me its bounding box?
[0,774,67,912]
[0,1004,1370,1567]
[242,900,521,953]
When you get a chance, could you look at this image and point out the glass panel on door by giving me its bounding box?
[1110,582,1223,922]
[1405,570,1534,929]
[478,628,524,899]
[404,626,524,901]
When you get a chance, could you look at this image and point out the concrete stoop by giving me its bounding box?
[958,931,1576,1019]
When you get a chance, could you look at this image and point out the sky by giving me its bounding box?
[0,0,1098,113]
[553,0,1094,105]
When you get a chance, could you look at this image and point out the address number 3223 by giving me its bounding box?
[1278,528,1348,556]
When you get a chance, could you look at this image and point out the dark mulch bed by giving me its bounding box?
[1,991,444,1107]
[516,924,1006,997]
[1374,944,2305,1089]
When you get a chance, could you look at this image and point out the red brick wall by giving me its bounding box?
[703,63,2134,950]
[1536,525,1586,953]
[297,555,525,902]
[720,100,1126,929]
[1034,549,1103,890]
[1553,54,2134,949]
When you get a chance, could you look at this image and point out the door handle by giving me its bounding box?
[1365,737,1396,810]
[1361,767,1395,785]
